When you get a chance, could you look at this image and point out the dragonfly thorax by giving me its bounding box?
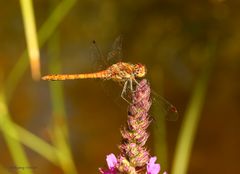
[106,62,146,82]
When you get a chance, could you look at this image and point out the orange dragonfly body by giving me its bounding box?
[42,62,146,100]
[42,62,146,82]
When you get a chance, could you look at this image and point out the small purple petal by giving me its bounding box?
[99,154,118,174]
[106,153,117,169]
[147,157,160,174]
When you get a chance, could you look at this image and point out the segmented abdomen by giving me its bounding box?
[42,70,110,81]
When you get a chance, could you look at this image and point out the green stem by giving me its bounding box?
[171,41,217,174]
[0,92,32,174]
[20,0,40,80]
[15,124,59,164]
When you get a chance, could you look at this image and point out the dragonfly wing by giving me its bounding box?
[90,36,123,71]
[90,40,107,71]
[106,35,123,64]
[117,81,178,121]
[89,38,126,107]
[150,90,178,121]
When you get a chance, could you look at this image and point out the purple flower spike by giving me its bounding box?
[99,79,168,174]
[147,157,160,174]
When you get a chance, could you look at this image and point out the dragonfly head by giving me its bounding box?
[134,63,147,78]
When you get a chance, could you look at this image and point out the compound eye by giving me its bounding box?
[134,67,140,75]
[134,64,146,77]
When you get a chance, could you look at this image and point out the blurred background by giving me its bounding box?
[0,0,239,174]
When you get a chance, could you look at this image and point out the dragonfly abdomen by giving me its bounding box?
[42,70,110,81]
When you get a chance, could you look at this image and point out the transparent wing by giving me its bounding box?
[150,90,178,121]
[89,37,126,106]
[106,35,123,64]
[90,40,107,71]
[90,35,123,71]
[121,82,178,121]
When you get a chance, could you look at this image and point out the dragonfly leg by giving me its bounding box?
[130,78,139,92]
[133,78,140,86]
[129,78,133,91]
[121,80,131,104]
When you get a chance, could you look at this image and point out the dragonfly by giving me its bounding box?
[42,62,146,102]
[42,36,178,121]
